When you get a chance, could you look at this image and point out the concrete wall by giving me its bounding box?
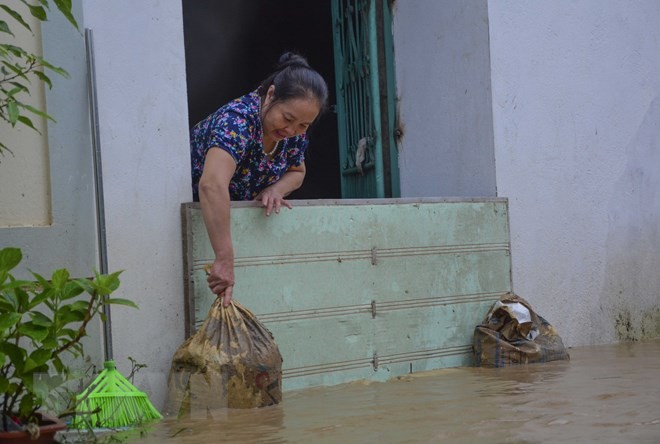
[0,1,50,227]
[0,0,98,278]
[392,0,496,197]
[487,1,660,345]
[392,1,660,346]
[82,1,191,408]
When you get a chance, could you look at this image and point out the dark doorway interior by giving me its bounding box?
[183,0,341,199]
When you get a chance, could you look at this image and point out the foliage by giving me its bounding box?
[0,246,138,431]
[0,0,78,154]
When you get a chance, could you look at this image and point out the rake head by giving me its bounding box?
[72,361,162,429]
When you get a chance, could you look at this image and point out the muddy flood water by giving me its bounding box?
[123,340,659,443]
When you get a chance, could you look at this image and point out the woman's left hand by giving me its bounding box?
[255,186,293,216]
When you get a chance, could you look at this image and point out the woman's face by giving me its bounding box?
[262,86,321,143]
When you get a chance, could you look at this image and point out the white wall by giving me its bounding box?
[392,1,660,347]
[82,1,191,408]
[487,1,660,345]
[0,0,99,279]
[0,1,50,227]
[392,0,497,197]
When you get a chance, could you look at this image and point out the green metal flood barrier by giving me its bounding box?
[181,198,512,391]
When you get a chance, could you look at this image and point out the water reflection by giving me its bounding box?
[124,341,660,443]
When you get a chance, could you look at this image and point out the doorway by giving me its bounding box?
[182,0,341,199]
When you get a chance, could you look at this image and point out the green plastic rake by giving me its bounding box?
[72,361,162,428]
[72,29,162,429]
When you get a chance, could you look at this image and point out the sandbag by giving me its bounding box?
[473,293,570,367]
[165,298,282,416]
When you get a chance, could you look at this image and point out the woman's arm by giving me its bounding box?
[198,147,237,307]
[255,162,306,216]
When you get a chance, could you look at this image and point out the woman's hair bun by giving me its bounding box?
[258,51,328,115]
[276,51,311,70]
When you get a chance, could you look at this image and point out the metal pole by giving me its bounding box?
[85,28,113,361]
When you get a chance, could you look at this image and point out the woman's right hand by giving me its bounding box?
[207,257,234,307]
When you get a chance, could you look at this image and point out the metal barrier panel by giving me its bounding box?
[182,198,512,391]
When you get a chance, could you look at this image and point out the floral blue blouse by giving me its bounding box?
[190,90,308,201]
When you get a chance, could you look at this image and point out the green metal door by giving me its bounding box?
[331,0,399,198]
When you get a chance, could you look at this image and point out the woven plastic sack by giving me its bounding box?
[473,293,570,367]
[165,298,282,416]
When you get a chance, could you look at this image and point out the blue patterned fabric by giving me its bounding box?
[190,90,307,201]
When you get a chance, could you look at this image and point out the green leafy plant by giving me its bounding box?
[1,0,78,154]
[0,246,137,432]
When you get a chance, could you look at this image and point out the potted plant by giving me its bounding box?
[0,246,136,442]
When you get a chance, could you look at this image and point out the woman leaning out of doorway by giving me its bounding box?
[189,51,328,308]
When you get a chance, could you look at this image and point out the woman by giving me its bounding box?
[190,52,328,307]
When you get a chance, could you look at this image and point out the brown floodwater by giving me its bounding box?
[122,340,660,443]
